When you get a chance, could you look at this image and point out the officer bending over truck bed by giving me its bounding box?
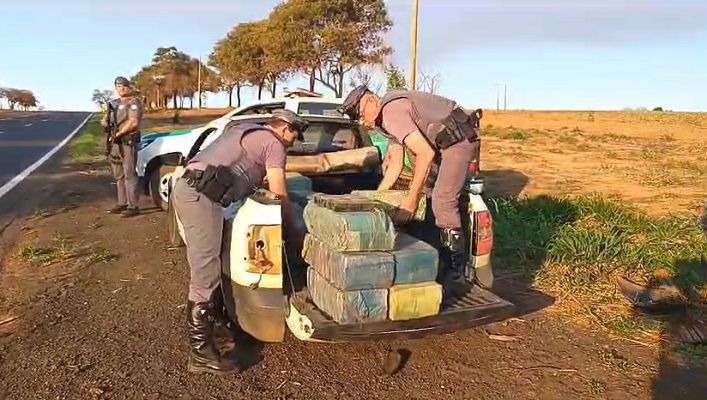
[338,86,482,306]
[171,109,308,376]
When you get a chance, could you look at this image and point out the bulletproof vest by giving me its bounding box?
[189,122,270,196]
[375,90,458,148]
[110,97,142,143]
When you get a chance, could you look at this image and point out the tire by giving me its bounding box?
[167,197,184,247]
[149,164,176,211]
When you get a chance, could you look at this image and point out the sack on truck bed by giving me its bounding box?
[307,267,388,325]
[388,282,443,321]
[351,190,427,222]
[303,202,396,252]
[302,234,395,290]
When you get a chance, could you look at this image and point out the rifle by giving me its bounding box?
[104,101,117,156]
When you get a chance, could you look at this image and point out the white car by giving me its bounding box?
[137,94,344,210]
[165,111,510,344]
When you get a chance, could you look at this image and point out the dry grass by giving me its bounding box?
[481,111,706,216]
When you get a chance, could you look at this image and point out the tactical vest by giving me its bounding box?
[188,122,271,203]
[375,90,479,150]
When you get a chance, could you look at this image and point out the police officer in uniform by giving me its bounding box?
[338,86,482,304]
[101,76,144,217]
[171,109,308,375]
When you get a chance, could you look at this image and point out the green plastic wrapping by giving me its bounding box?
[350,190,426,221]
[302,234,395,290]
[307,267,388,325]
[303,202,396,252]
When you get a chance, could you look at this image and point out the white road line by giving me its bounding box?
[0,113,93,200]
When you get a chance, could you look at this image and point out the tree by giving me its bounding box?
[418,72,441,94]
[385,64,407,90]
[1,88,38,110]
[348,64,383,94]
[91,89,114,107]
[268,0,392,97]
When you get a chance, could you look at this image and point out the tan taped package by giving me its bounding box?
[388,282,443,321]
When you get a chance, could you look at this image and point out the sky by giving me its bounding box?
[1,0,707,112]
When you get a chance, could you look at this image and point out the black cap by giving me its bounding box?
[114,76,131,86]
[271,109,309,140]
[337,85,371,120]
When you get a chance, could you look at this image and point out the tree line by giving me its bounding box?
[0,88,39,111]
[94,0,441,111]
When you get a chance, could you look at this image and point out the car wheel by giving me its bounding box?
[149,164,176,211]
[167,197,185,248]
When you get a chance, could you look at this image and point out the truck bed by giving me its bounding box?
[288,284,515,342]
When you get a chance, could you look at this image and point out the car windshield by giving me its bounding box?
[297,102,341,117]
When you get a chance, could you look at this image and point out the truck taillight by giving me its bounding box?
[468,160,478,175]
[473,211,493,255]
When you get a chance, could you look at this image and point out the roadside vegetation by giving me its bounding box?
[68,115,105,164]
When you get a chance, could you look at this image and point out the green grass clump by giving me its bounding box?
[500,129,531,140]
[490,194,707,299]
[68,115,104,163]
[18,242,76,265]
[86,249,118,265]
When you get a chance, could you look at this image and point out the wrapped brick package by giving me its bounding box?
[388,281,443,321]
[303,202,396,252]
[307,268,388,325]
[351,190,427,221]
[390,233,439,285]
[302,234,394,290]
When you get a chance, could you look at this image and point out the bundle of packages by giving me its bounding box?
[303,201,396,252]
[390,233,439,285]
[388,282,443,321]
[307,267,388,324]
[302,234,394,290]
[351,190,427,221]
[310,193,381,212]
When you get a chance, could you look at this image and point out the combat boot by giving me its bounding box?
[212,289,236,352]
[186,300,238,375]
[440,228,473,307]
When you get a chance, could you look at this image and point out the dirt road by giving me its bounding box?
[0,113,705,400]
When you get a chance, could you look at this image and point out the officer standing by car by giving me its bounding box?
[171,109,307,375]
[338,86,482,304]
[101,76,144,217]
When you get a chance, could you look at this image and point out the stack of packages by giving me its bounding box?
[302,193,443,324]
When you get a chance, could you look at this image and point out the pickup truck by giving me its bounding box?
[167,113,513,343]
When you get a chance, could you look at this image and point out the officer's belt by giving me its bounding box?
[181,165,255,207]
[435,107,481,150]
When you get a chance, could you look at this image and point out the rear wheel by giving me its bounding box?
[167,196,184,247]
[149,164,176,211]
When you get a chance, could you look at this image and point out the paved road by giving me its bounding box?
[0,111,91,189]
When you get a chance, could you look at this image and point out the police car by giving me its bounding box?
[136,90,345,210]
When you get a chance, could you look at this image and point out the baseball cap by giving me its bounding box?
[337,85,370,120]
[271,109,309,141]
[114,76,131,86]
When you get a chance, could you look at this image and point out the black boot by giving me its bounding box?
[186,300,238,375]
[212,289,236,352]
[440,228,473,307]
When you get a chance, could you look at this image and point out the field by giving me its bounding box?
[0,109,705,399]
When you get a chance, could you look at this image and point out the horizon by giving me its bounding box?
[1,0,707,112]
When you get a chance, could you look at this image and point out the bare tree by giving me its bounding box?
[418,72,441,94]
[348,65,384,94]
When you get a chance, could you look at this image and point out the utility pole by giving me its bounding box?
[410,0,419,90]
[494,83,500,111]
[197,55,202,109]
[504,84,507,111]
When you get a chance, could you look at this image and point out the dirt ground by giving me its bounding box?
[0,110,705,400]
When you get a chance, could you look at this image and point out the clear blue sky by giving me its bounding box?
[1,0,706,112]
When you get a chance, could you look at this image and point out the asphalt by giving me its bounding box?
[0,111,91,190]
